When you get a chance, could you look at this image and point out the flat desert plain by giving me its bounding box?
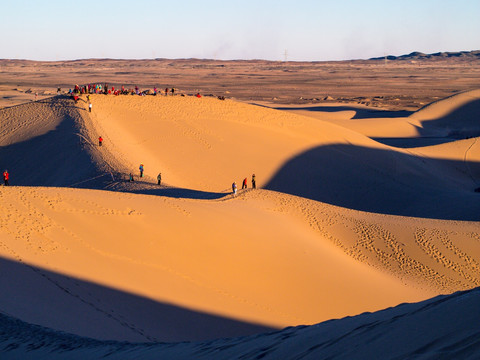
[0,55,480,359]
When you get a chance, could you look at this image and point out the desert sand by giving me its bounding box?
[0,57,480,358]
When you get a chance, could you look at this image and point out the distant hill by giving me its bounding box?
[370,50,480,61]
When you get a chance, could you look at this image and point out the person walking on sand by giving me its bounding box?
[252,174,256,189]
[165,88,168,96]
[232,182,237,197]
[171,88,175,96]
[98,136,103,146]
[3,170,9,186]
[139,164,144,178]
[129,173,134,182]
[89,102,92,112]
[157,172,162,185]
[242,177,247,189]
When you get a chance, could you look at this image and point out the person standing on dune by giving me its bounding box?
[232,182,237,197]
[139,164,144,178]
[242,177,247,189]
[157,172,162,185]
[98,136,103,146]
[3,170,9,186]
[252,174,256,189]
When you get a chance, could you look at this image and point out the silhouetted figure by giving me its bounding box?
[157,173,162,185]
[139,164,144,178]
[252,174,256,189]
[129,173,134,182]
[242,177,247,189]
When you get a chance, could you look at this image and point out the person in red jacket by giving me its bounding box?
[3,170,9,186]
[98,136,103,146]
[242,177,247,189]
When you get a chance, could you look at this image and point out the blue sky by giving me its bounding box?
[1,0,478,61]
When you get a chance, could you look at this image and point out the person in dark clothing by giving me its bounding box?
[252,174,256,189]
[139,164,144,177]
[157,172,162,185]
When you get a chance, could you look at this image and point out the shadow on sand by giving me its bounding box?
[274,105,414,119]
[0,105,227,200]
[372,99,480,148]
[264,143,480,221]
[112,180,227,200]
[0,256,276,343]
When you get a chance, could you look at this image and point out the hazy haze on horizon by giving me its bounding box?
[1,0,479,61]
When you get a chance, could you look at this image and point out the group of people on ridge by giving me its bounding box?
[70,83,177,97]
[232,174,256,196]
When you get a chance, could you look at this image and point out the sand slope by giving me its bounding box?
[0,92,480,350]
[0,186,433,341]
[0,287,478,359]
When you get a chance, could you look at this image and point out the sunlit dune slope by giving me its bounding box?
[277,89,480,140]
[90,94,381,192]
[1,93,480,345]
[0,186,432,342]
[87,94,480,219]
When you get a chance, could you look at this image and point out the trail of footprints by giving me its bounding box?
[254,191,480,292]
[0,189,160,341]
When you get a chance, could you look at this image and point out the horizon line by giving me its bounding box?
[1,49,479,64]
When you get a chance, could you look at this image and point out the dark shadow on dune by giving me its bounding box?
[274,105,413,119]
[127,186,227,200]
[0,102,227,200]
[371,137,457,148]
[0,256,276,343]
[0,108,111,189]
[376,98,480,148]
[417,99,480,139]
[264,143,480,221]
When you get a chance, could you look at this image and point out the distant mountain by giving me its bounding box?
[370,50,480,61]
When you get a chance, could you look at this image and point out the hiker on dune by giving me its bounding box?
[3,170,9,186]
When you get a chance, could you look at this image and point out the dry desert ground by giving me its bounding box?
[0,56,480,359]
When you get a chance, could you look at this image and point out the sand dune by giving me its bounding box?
[1,287,478,359]
[0,186,433,341]
[0,90,479,357]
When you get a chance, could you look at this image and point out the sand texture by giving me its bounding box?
[0,79,479,358]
